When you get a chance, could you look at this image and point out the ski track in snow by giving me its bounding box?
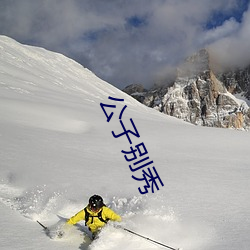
[0,180,211,250]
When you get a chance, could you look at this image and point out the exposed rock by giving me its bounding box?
[123,49,250,130]
[122,84,147,103]
[217,66,250,99]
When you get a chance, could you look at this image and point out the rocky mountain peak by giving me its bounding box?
[177,49,210,78]
[123,49,250,130]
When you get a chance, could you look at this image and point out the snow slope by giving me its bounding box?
[0,36,250,250]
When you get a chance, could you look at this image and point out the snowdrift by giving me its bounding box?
[0,36,250,250]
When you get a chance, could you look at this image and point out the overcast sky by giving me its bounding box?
[0,0,249,89]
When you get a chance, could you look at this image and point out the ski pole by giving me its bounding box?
[122,227,180,250]
[37,220,48,231]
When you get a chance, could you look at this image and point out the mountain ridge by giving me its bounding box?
[123,49,250,130]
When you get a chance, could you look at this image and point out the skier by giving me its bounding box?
[66,194,122,239]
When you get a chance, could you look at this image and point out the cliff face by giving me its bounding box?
[218,66,250,99]
[123,49,250,130]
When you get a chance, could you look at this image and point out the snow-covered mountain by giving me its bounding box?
[0,36,250,250]
[124,49,250,130]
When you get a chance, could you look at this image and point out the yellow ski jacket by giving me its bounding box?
[67,206,121,233]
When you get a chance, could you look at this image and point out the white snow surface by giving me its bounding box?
[0,35,250,250]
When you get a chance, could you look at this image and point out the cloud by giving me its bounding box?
[200,18,240,45]
[0,0,249,89]
[209,3,250,68]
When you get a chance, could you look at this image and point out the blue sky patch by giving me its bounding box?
[126,15,148,28]
[206,0,249,29]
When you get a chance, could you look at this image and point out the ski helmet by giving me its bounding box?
[89,195,104,210]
